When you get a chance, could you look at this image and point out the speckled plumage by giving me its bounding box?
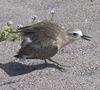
[15,20,69,59]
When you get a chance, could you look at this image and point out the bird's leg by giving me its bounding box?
[47,58,62,66]
[44,59,48,66]
[44,59,47,64]
[47,58,65,71]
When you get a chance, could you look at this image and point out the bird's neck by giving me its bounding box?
[61,35,75,49]
[56,33,72,49]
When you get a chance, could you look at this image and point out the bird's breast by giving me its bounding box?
[56,33,70,49]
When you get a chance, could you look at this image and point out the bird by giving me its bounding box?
[14,20,91,70]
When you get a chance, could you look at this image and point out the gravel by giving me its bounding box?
[0,0,100,90]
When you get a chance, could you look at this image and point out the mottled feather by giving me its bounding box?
[15,20,68,59]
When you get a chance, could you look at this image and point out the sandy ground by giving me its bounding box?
[0,0,100,90]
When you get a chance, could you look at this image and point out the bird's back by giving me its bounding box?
[18,20,64,39]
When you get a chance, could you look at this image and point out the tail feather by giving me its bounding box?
[14,55,22,58]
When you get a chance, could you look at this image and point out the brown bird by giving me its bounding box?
[14,20,91,70]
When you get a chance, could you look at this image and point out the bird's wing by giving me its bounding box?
[15,20,65,59]
[17,20,63,38]
[17,30,59,59]
[18,20,65,46]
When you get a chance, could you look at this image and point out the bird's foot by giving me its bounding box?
[47,58,67,72]
[56,64,66,72]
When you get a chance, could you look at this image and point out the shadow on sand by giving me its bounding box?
[0,61,61,76]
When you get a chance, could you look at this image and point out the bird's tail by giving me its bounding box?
[14,54,22,58]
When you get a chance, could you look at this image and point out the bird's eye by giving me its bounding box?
[72,33,78,36]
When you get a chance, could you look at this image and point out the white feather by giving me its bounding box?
[73,29,83,36]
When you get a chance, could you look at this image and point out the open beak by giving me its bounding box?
[81,35,92,41]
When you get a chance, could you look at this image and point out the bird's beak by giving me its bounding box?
[81,35,92,41]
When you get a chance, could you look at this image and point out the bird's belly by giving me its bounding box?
[27,46,58,59]
[29,52,53,59]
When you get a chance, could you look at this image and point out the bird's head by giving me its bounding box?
[67,29,91,41]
